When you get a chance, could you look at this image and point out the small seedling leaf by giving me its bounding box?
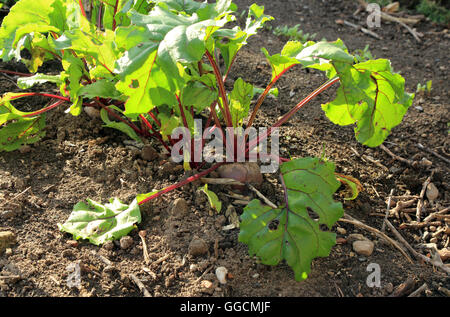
[200,184,222,213]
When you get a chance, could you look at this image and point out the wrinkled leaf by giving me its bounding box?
[239,157,344,281]
[17,73,62,89]
[79,79,122,99]
[58,197,141,245]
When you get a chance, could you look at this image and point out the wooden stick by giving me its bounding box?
[417,143,450,165]
[356,0,423,41]
[129,273,152,297]
[416,171,435,222]
[248,184,277,209]
[152,254,170,266]
[0,187,31,207]
[399,221,441,229]
[339,214,413,263]
[424,207,450,223]
[381,189,394,232]
[384,219,419,260]
[349,147,388,172]
[336,19,382,39]
[391,199,417,219]
[138,231,151,265]
[380,144,414,166]
[438,286,450,297]
[408,283,428,297]
[389,277,416,297]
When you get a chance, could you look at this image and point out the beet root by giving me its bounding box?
[217,162,263,188]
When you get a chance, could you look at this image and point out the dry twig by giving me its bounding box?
[339,213,413,263]
[408,283,428,297]
[336,19,382,39]
[416,171,435,222]
[380,144,414,166]
[129,273,152,297]
[389,277,416,297]
[381,189,394,232]
[356,0,422,42]
[424,207,450,223]
[417,143,450,165]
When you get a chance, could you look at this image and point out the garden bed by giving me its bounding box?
[0,0,449,297]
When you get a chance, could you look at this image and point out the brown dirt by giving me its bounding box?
[0,0,449,297]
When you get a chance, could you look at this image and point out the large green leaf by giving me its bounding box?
[54,29,118,75]
[266,39,414,147]
[0,0,68,61]
[321,59,414,147]
[115,43,177,117]
[239,157,344,281]
[180,81,218,112]
[58,197,141,245]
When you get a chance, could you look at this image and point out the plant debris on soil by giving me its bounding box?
[0,0,449,297]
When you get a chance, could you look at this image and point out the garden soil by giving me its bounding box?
[0,0,449,297]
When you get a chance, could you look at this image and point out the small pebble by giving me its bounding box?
[120,236,134,250]
[5,248,12,257]
[66,240,79,248]
[200,280,215,294]
[352,240,374,257]
[169,198,189,217]
[252,273,260,279]
[385,282,394,294]
[426,183,439,201]
[347,233,370,244]
[189,264,198,272]
[215,267,228,284]
[336,227,347,235]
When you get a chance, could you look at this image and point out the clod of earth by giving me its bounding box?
[189,237,209,257]
[169,198,190,218]
[0,231,16,254]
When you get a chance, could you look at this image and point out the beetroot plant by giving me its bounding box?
[0,0,414,280]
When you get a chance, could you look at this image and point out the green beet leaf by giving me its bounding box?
[0,93,47,151]
[239,157,344,281]
[79,79,122,99]
[229,77,254,127]
[0,0,67,61]
[322,59,414,147]
[58,197,141,245]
